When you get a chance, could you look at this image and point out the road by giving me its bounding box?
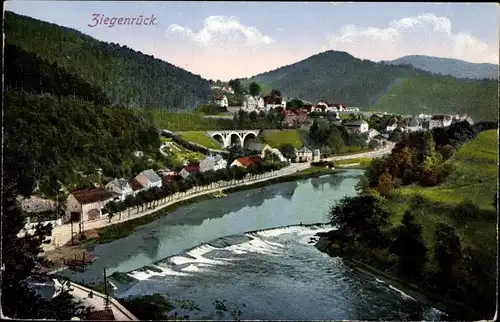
[43,163,310,252]
[60,280,138,320]
[324,141,394,161]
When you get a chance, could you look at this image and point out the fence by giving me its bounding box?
[88,169,286,226]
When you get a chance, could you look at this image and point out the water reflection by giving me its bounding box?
[56,171,364,283]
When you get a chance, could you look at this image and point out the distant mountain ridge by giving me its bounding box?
[384,55,498,80]
[5,11,212,110]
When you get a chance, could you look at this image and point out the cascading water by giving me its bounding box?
[113,225,446,321]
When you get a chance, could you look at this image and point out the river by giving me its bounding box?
[58,170,446,320]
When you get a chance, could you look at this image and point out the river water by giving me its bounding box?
[59,170,446,320]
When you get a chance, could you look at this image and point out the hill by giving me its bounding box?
[243,50,431,105]
[4,11,211,110]
[243,51,498,120]
[372,75,498,121]
[385,55,498,80]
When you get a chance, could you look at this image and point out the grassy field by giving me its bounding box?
[386,129,498,252]
[140,108,235,131]
[395,129,498,211]
[372,75,498,121]
[334,157,373,168]
[177,131,222,149]
[161,143,206,168]
[261,130,303,149]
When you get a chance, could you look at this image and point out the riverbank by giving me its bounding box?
[44,166,339,267]
[314,229,479,320]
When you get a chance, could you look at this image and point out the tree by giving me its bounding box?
[1,177,86,319]
[279,143,296,161]
[248,82,262,96]
[270,89,282,97]
[391,211,428,281]
[327,128,345,153]
[434,223,463,284]
[228,79,243,94]
[377,171,394,197]
[329,195,391,249]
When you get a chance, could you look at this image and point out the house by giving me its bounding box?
[20,196,56,214]
[429,115,453,129]
[161,174,180,185]
[294,109,308,124]
[222,85,234,94]
[179,165,200,179]
[243,95,265,112]
[134,169,162,190]
[407,118,422,132]
[128,178,145,195]
[249,143,287,162]
[295,146,313,162]
[263,95,283,110]
[213,95,229,108]
[368,129,380,139]
[158,168,176,177]
[230,156,261,168]
[105,178,134,201]
[65,188,116,222]
[199,155,227,172]
[282,109,298,127]
[343,119,369,134]
[385,118,398,132]
[312,149,321,162]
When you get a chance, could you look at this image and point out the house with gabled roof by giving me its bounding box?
[134,169,162,189]
[65,188,118,222]
[213,95,228,108]
[296,146,313,162]
[429,115,453,129]
[129,178,145,195]
[230,156,261,168]
[105,178,134,201]
[343,119,369,134]
[199,155,227,172]
[179,165,200,179]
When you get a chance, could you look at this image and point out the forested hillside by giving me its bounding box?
[372,76,498,121]
[5,11,211,110]
[385,55,498,80]
[243,51,498,120]
[4,92,163,198]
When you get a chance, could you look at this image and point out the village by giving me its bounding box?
[19,84,474,235]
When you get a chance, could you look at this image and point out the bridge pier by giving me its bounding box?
[206,129,261,148]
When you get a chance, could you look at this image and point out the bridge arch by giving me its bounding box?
[229,133,242,147]
[213,134,224,146]
[243,133,257,148]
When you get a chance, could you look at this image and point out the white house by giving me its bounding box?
[343,119,369,134]
[407,118,422,132]
[105,178,134,201]
[429,115,453,130]
[134,169,162,190]
[65,188,116,222]
[179,165,200,179]
[213,95,228,108]
[385,119,398,132]
[312,149,321,162]
[199,155,227,172]
[263,96,283,110]
[368,129,380,139]
[222,85,234,94]
[243,95,265,112]
[296,146,313,162]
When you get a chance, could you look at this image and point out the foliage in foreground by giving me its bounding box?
[1,176,87,319]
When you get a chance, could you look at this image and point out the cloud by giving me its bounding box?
[324,13,498,64]
[166,16,274,47]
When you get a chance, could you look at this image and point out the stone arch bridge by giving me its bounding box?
[205,130,261,148]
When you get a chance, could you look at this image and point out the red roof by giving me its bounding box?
[162,174,179,185]
[234,156,261,167]
[128,178,144,191]
[71,188,113,204]
[182,165,200,174]
[213,95,224,101]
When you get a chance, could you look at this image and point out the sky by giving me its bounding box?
[6,1,499,80]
